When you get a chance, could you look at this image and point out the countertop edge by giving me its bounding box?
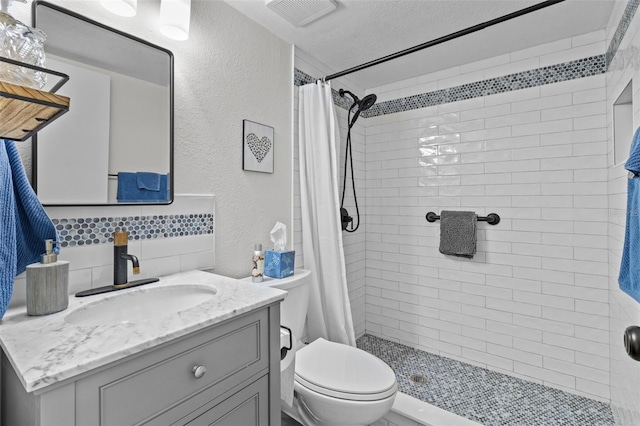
[0,270,286,394]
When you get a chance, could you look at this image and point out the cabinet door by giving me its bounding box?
[76,308,269,426]
[185,375,268,426]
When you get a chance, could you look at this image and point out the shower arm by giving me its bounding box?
[322,0,565,82]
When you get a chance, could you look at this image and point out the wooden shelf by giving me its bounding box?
[0,80,70,142]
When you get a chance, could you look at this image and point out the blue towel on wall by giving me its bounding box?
[619,128,640,303]
[117,172,169,202]
[0,140,58,319]
[625,127,640,174]
[136,172,161,191]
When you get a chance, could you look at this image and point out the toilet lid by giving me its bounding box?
[295,338,397,401]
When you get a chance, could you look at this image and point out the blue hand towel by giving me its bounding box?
[619,127,640,303]
[116,172,169,202]
[0,139,58,319]
[136,172,161,191]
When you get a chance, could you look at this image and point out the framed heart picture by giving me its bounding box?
[243,119,274,173]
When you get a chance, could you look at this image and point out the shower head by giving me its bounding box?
[359,94,377,111]
[339,88,377,126]
[339,89,376,111]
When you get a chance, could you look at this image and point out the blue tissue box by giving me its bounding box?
[264,250,295,279]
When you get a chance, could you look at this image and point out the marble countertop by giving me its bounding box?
[0,270,286,393]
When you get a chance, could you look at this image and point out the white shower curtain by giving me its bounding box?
[298,81,356,346]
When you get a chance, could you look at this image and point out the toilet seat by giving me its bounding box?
[295,338,397,401]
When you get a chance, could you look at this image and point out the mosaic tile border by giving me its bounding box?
[357,334,614,426]
[363,55,605,117]
[295,0,637,118]
[53,213,214,248]
[606,0,640,68]
[295,54,605,118]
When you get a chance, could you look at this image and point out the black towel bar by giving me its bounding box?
[425,211,500,225]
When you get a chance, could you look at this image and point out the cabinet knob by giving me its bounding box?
[192,365,206,379]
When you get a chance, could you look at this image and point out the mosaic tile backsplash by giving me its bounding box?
[357,334,614,426]
[53,213,214,248]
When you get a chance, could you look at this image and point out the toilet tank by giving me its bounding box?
[242,269,310,339]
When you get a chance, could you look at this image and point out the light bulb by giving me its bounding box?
[159,0,191,41]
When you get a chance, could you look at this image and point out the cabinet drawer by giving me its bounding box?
[183,375,269,426]
[76,309,269,426]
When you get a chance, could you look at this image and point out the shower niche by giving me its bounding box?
[614,80,633,166]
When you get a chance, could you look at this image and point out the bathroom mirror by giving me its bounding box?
[32,1,173,205]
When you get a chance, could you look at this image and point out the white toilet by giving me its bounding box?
[244,269,397,426]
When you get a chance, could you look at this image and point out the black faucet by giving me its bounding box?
[113,231,139,287]
[74,231,159,297]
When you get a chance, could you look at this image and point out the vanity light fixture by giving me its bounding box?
[100,0,137,17]
[159,0,191,41]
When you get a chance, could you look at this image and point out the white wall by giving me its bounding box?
[108,71,170,172]
[363,32,610,402]
[11,0,293,279]
[37,56,111,204]
[175,1,292,277]
[606,1,640,423]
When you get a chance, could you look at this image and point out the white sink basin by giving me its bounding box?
[65,284,217,327]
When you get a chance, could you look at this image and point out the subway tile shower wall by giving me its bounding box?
[295,27,613,404]
[607,0,640,422]
[364,72,609,402]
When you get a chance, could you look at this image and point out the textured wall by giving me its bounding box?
[173,1,293,278]
[13,0,293,279]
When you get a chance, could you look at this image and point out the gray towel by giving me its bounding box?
[439,210,477,259]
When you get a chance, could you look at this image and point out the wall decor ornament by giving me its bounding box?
[243,119,274,173]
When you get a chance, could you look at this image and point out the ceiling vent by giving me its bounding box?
[266,0,337,27]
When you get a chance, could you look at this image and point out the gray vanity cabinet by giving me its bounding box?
[181,374,269,425]
[1,303,281,426]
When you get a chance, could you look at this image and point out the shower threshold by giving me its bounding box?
[356,334,614,426]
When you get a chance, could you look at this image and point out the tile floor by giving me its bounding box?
[357,334,615,426]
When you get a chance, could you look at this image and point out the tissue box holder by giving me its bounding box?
[265,250,295,279]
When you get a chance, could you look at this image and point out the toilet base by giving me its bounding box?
[281,381,396,426]
[282,397,365,426]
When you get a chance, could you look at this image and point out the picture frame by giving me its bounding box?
[243,119,274,173]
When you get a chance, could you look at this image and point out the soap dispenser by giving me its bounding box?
[26,240,69,316]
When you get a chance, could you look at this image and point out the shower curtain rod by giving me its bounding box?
[322,0,565,82]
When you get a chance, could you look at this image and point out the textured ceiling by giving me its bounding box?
[224,0,620,90]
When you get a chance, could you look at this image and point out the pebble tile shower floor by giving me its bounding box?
[356,334,614,426]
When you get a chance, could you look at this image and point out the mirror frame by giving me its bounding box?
[31,0,174,206]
